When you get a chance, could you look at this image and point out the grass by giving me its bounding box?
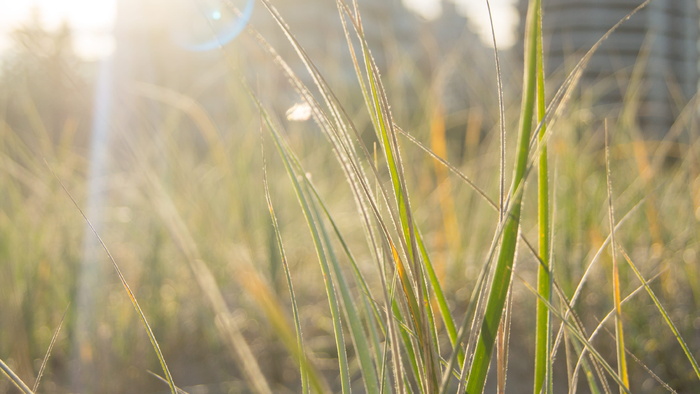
[1,0,699,392]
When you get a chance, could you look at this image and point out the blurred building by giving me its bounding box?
[518,0,699,138]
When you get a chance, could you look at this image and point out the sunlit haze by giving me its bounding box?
[0,0,517,60]
[404,0,518,48]
[0,0,116,60]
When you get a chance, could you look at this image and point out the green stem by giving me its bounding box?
[533,3,552,393]
[464,0,541,392]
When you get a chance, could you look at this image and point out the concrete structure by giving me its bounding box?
[521,0,699,137]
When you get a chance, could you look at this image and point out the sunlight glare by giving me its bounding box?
[169,0,254,52]
[402,0,517,48]
[0,0,116,59]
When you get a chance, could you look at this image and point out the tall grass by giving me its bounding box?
[533,1,552,391]
[1,0,699,393]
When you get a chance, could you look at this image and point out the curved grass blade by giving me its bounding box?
[306,192,381,393]
[251,75,410,391]
[263,154,328,393]
[415,227,461,364]
[619,247,700,382]
[524,0,653,164]
[515,273,632,393]
[356,16,439,394]
[243,25,404,387]
[569,270,661,393]
[141,170,272,394]
[265,117,352,394]
[570,339,604,394]
[520,233,607,394]
[481,0,507,220]
[520,235,636,394]
[482,11,514,386]
[46,162,177,394]
[251,6,409,389]
[237,268,329,393]
[551,198,645,341]
[334,3,442,390]
[33,304,69,392]
[302,172,402,393]
[264,108,384,392]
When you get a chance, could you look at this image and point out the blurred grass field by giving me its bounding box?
[1,1,699,393]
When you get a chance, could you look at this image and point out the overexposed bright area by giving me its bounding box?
[404,0,518,47]
[0,0,116,60]
[0,0,518,61]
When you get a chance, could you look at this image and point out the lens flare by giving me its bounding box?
[170,0,254,52]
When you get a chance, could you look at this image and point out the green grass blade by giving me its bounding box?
[520,237,606,394]
[249,67,400,392]
[482,0,507,219]
[263,158,317,394]
[47,163,177,394]
[303,178,394,375]
[33,304,68,393]
[569,333,604,394]
[355,18,439,394]
[246,12,409,386]
[265,116,352,394]
[253,11,410,390]
[439,244,495,392]
[238,269,329,394]
[464,0,541,392]
[524,0,652,160]
[604,126,629,393]
[569,271,664,393]
[306,191,381,393]
[269,110,385,393]
[334,15,442,388]
[619,247,700,382]
[414,226,462,365]
[396,126,498,210]
[516,273,632,393]
[534,4,552,393]
[392,296,422,390]
[335,3,443,386]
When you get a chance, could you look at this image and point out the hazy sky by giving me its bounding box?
[0,0,116,59]
[0,0,518,59]
[406,0,518,46]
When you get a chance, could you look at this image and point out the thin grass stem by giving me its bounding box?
[46,161,177,394]
[534,3,552,392]
[464,0,541,392]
